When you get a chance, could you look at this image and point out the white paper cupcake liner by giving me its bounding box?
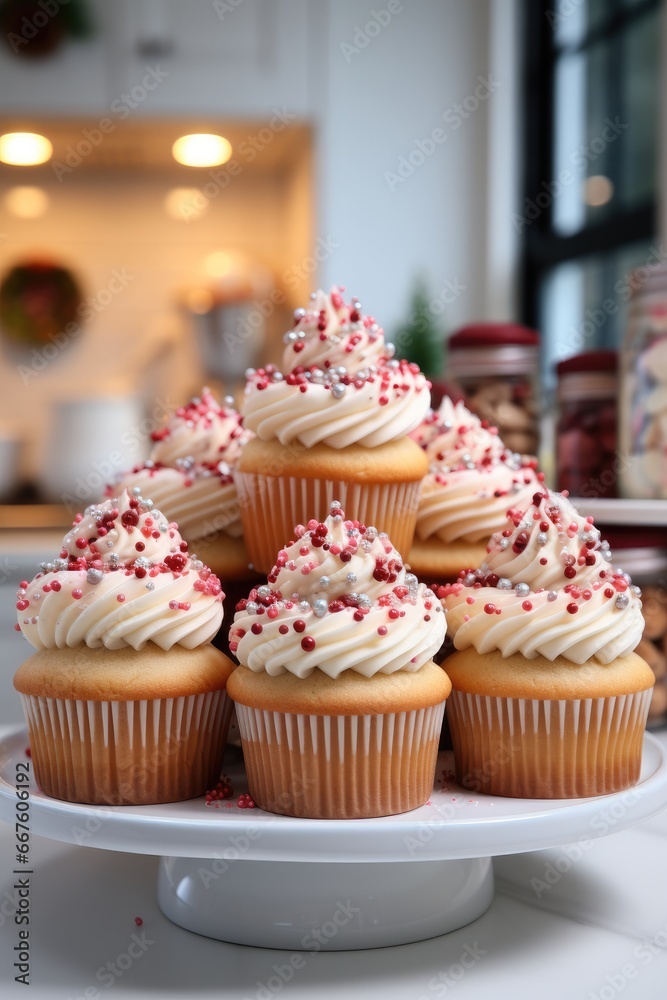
[235,702,446,818]
[235,471,422,571]
[20,690,232,805]
[447,689,653,798]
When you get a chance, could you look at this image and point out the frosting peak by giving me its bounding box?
[439,489,644,664]
[16,491,224,651]
[241,287,431,449]
[229,503,445,678]
[149,387,250,468]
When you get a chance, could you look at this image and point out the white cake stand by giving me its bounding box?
[1,727,667,950]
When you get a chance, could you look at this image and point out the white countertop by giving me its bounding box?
[1,727,667,1000]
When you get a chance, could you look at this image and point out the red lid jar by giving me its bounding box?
[447,323,540,455]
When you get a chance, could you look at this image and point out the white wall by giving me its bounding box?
[312,0,519,335]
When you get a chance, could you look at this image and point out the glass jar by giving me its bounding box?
[619,264,667,498]
[601,527,667,727]
[447,323,540,455]
[556,351,618,498]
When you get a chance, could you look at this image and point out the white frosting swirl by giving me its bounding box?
[229,504,445,678]
[16,491,224,651]
[112,388,250,540]
[439,490,644,664]
[242,288,431,449]
[412,398,540,543]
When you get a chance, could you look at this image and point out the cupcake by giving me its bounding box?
[236,287,431,572]
[110,388,253,581]
[439,489,654,798]
[226,501,451,818]
[13,490,234,805]
[408,397,541,581]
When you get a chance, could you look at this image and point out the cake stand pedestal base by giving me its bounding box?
[156,855,494,949]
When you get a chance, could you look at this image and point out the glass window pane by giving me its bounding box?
[553,40,618,235]
[539,239,657,388]
[620,8,660,206]
[553,0,611,48]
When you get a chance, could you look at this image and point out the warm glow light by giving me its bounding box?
[4,186,49,218]
[584,175,614,207]
[0,132,52,166]
[187,288,215,314]
[172,133,232,168]
[164,187,208,221]
[205,251,235,278]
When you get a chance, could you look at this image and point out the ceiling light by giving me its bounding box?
[584,175,614,207]
[4,186,49,218]
[0,132,52,166]
[205,251,236,278]
[172,133,232,168]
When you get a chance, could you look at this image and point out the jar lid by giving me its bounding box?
[449,323,540,349]
[447,344,538,377]
[556,351,618,375]
[557,371,617,402]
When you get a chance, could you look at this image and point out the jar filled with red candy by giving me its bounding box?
[446,324,540,455]
[556,351,618,498]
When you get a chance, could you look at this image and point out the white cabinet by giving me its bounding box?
[0,0,312,118]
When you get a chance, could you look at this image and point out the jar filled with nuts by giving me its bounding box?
[447,324,540,456]
[603,527,667,727]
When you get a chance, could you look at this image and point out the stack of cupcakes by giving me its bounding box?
[236,287,431,571]
[408,397,541,581]
[438,488,654,798]
[13,490,235,805]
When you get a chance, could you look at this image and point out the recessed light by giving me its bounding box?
[172,133,232,168]
[0,132,52,166]
[4,186,49,218]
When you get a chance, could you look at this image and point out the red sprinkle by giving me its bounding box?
[293,619,306,633]
[251,622,263,635]
[301,636,316,651]
[134,917,143,927]
[377,626,388,636]
[522,600,533,611]
[117,594,125,603]
[72,589,83,600]
[566,603,579,614]
[279,624,289,634]
[484,603,496,614]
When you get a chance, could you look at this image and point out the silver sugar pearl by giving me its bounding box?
[257,585,272,600]
[224,395,235,407]
[319,576,331,589]
[331,383,346,399]
[312,599,328,618]
[346,572,357,584]
[299,601,311,613]
[331,500,342,509]
[405,573,418,590]
[55,558,68,571]
[463,573,477,587]
[385,342,396,358]
[364,526,378,542]
[631,585,642,597]
[537,532,547,545]
[514,583,530,597]
[497,578,512,590]
[142,498,154,510]
[245,601,259,614]
[358,594,372,609]
[86,568,104,585]
[145,582,155,591]
[547,591,558,602]
[615,593,630,609]
[362,540,373,552]
[135,556,150,569]
[499,538,509,550]
[272,371,284,382]
[245,367,257,378]
[132,486,142,497]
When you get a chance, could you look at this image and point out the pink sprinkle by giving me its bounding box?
[72,589,83,600]
[117,594,126,603]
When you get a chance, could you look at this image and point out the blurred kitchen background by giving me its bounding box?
[2,0,667,722]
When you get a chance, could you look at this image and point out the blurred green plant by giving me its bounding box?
[393,281,443,377]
